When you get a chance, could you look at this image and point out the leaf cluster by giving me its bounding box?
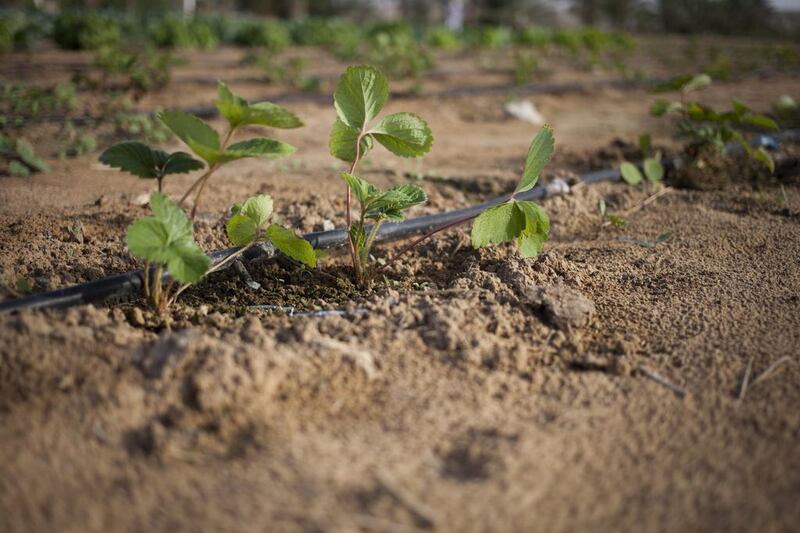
[226,194,317,268]
[342,173,427,223]
[620,158,663,185]
[127,192,211,284]
[470,126,554,257]
[330,65,433,162]
[650,75,778,172]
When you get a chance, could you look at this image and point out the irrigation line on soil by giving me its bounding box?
[1,129,796,315]
[0,169,616,314]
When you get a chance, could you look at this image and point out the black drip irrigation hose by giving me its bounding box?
[0,168,619,314]
[1,129,797,315]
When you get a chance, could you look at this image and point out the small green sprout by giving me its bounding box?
[99,141,203,192]
[126,192,211,313]
[226,194,317,268]
[470,126,553,257]
[598,199,626,228]
[620,158,663,186]
[651,74,778,173]
[330,65,433,283]
[342,173,427,276]
[0,134,48,177]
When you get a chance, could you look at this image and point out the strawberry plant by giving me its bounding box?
[330,65,555,282]
[469,126,553,257]
[126,192,211,314]
[329,65,432,283]
[651,74,778,172]
[225,194,317,268]
[387,126,555,267]
[100,81,302,215]
[127,191,315,314]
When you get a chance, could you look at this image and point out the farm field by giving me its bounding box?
[1,22,800,533]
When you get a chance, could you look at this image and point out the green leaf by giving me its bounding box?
[8,160,31,177]
[732,99,749,116]
[470,202,526,249]
[745,114,778,130]
[334,65,389,130]
[157,109,220,162]
[753,146,775,174]
[266,224,317,268]
[516,200,550,236]
[111,144,168,178]
[639,133,652,157]
[240,194,273,227]
[517,232,546,257]
[650,99,682,116]
[341,172,379,206]
[370,112,433,158]
[682,73,711,92]
[215,81,248,128]
[516,125,555,193]
[127,217,173,263]
[330,118,373,162]
[349,223,367,252]
[167,243,211,284]
[15,139,48,172]
[515,200,550,258]
[162,151,205,175]
[149,191,192,242]
[220,137,296,162]
[368,184,427,219]
[100,141,203,179]
[643,158,664,182]
[226,213,259,246]
[215,81,303,129]
[247,102,303,129]
[127,192,210,283]
[620,162,643,185]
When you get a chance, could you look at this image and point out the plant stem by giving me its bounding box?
[143,261,151,299]
[380,196,515,271]
[179,167,213,206]
[152,264,163,311]
[345,132,365,279]
[183,127,236,217]
[207,242,254,276]
[363,218,383,265]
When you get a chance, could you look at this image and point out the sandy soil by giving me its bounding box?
[1,40,800,532]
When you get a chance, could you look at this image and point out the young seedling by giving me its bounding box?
[225,194,317,269]
[329,65,433,283]
[160,81,302,216]
[620,158,663,186]
[469,126,553,257]
[597,198,626,228]
[651,74,778,173]
[342,173,426,279]
[0,134,48,177]
[126,191,211,314]
[386,126,555,267]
